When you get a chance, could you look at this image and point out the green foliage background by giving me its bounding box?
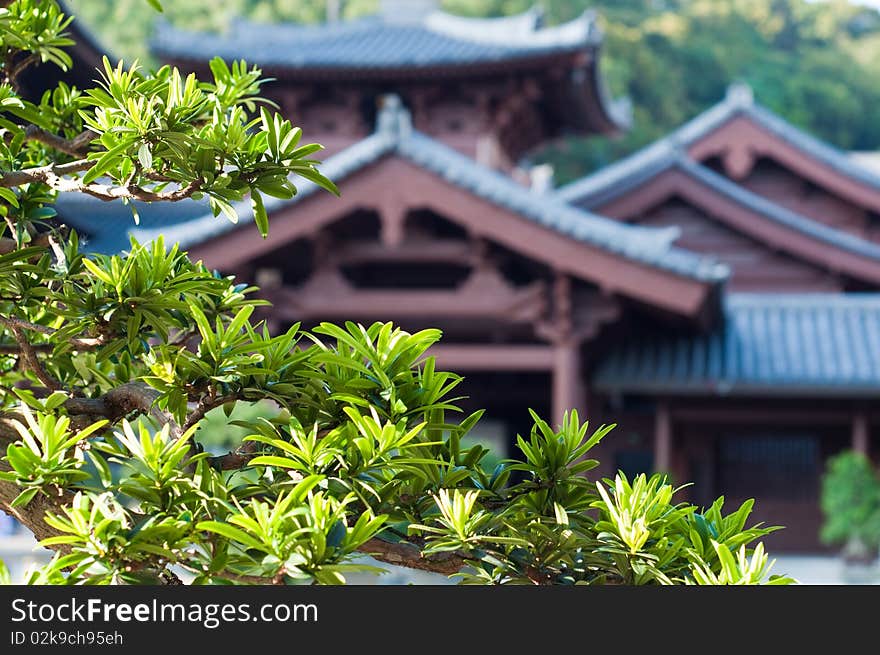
[67,0,880,183]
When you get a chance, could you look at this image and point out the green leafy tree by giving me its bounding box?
[820,451,880,562]
[0,0,792,585]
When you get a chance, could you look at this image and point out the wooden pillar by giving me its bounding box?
[552,339,584,428]
[379,201,406,248]
[654,401,672,475]
[852,411,870,456]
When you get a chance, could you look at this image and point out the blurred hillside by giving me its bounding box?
[66,0,880,182]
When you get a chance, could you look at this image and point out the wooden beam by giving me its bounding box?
[852,411,870,455]
[426,344,553,371]
[670,406,853,424]
[552,340,584,428]
[596,167,880,285]
[654,401,672,475]
[269,266,546,322]
[688,115,880,215]
[189,158,714,319]
[331,240,474,265]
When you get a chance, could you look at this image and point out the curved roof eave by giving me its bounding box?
[594,292,880,397]
[125,102,726,288]
[560,82,880,200]
[560,146,880,268]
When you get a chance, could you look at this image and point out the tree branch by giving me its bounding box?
[64,381,178,433]
[210,440,258,471]
[0,159,93,188]
[359,538,467,576]
[0,160,201,204]
[0,320,63,391]
[182,393,240,432]
[4,53,39,85]
[0,465,75,555]
[212,570,286,585]
[24,127,97,157]
[0,316,105,350]
[0,343,52,354]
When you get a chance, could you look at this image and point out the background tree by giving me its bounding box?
[0,0,792,585]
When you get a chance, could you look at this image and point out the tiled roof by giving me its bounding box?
[594,294,880,397]
[55,195,209,255]
[556,141,880,263]
[121,97,728,284]
[558,82,880,202]
[151,9,602,71]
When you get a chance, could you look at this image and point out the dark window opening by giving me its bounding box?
[716,434,820,500]
[447,118,464,132]
[615,451,654,480]
[404,209,468,241]
[325,209,381,242]
[341,262,472,289]
[249,238,314,287]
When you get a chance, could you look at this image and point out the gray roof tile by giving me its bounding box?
[151,9,602,70]
[594,293,880,396]
[555,134,880,264]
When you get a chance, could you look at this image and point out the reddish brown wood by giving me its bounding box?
[669,406,853,424]
[266,265,547,323]
[852,412,870,455]
[189,157,715,318]
[427,344,553,371]
[654,401,672,475]
[689,115,880,220]
[595,167,880,286]
[331,239,475,265]
[552,340,584,428]
[163,45,616,165]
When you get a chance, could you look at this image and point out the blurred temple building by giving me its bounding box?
[35,1,880,551]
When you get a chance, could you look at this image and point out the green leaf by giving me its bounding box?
[146,0,164,11]
[83,140,135,185]
[137,142,153,170]
[197,521,265,552]
[82,258,115,285]
[10,487,39,509]
[0,188,19,208]
[249,455,301,469]
[250,189,269,238]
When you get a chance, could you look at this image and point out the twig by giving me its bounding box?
[0,160,202,203]
[210,440,259,471]
[0,316,105,349]
[4,53,39,85]
[359,537,467,576]
[182,393,240,432]
[2,321,63,391]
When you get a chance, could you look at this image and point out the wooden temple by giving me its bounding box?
[57,2,880,550]
[152,0,629,171]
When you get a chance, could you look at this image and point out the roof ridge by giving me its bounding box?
[727,292,880,307]
[678,159,880,262]
[558,85,880,261]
